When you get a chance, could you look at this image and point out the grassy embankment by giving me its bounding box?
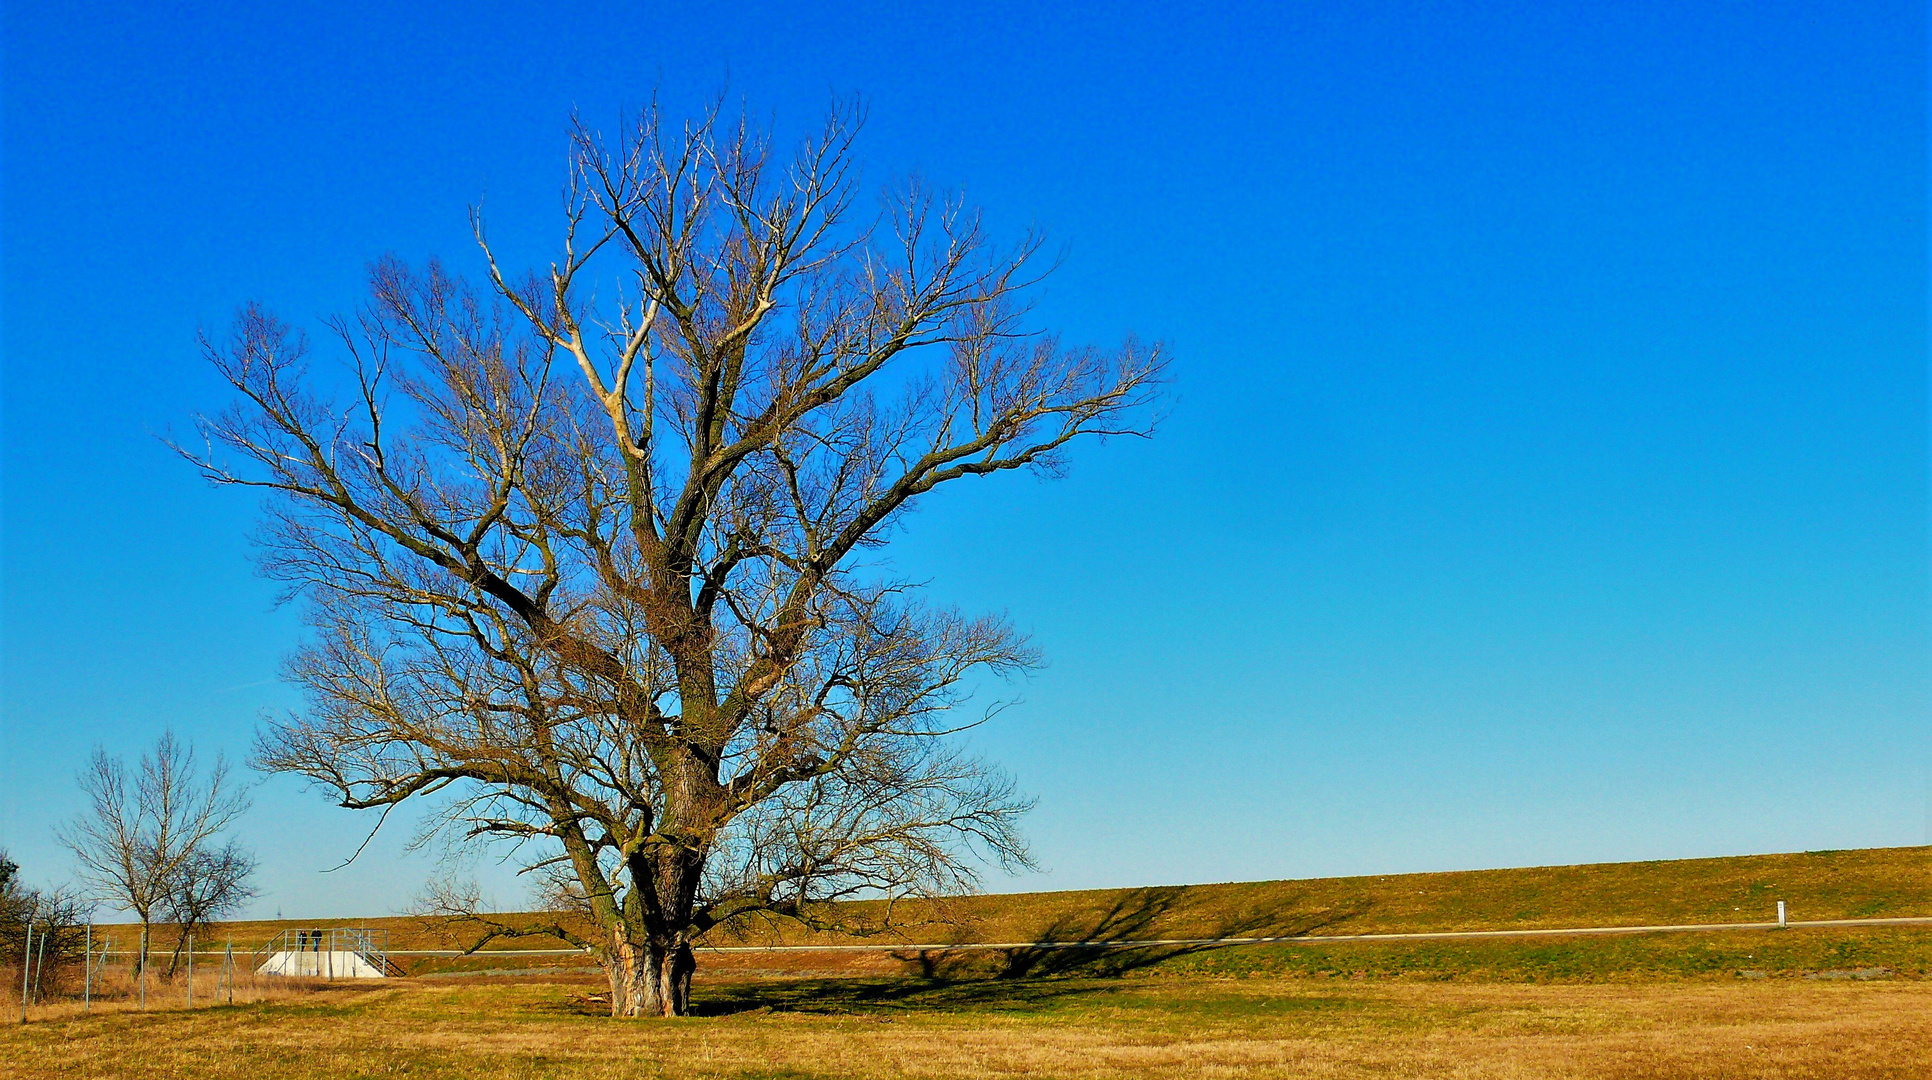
[114,845,1932,982]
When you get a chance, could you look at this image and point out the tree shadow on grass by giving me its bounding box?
[693,974,1124,1017]
[694,886,1371,1017]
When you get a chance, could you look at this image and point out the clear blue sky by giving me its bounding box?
[3,1,1925,919]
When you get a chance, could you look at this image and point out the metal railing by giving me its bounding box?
[251,927,397,978]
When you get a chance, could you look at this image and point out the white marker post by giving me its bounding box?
[1777,900,1787,927]
[18,923,28,1022]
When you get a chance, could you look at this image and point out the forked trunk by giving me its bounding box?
[597,762,710,1017]
[604,930,696,1017]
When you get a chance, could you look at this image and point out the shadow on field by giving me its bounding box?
[943,885,1367,981]
[695,886,1370,1017]
[693,975,1124,1016]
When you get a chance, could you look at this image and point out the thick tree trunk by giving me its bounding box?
[652,940,695,1016]
[602,931,696,1017]
[597,755,712,1018]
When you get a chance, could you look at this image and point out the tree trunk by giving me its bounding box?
[595,767,710,1018]
[602,932,696,1017]
[655,940,695,1016]
[166,924,191,979]
[604,932,649,1017]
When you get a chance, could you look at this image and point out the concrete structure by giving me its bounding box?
[256,949,387,978]
[253,928,392,979]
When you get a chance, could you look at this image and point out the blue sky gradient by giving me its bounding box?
[3,1,1925,917]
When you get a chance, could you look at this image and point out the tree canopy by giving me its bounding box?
[188,99,1164,1016]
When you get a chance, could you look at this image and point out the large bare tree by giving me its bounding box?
[187,100,1163,1017]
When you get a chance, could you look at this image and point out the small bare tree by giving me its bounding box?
[187,98,1164,1016]
[160,842,256,978]
[0,851,88,1002]
[56,733,251,980]
[0,850,26,986]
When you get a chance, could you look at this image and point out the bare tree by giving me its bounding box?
[160,842,256,978]
[0,851,88,1001]
[56,733,251,980]
[186,98,1164,1017]
[0,850,26,985]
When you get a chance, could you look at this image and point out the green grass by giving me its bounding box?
[848,844,1932,946]
[1045,926,1932,981]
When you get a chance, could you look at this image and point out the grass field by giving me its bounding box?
[6,846,1927,1078]
[4,974,1929,1079]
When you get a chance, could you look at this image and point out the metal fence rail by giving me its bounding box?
[79,913,1932,967]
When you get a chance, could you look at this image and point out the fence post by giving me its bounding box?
[139,924,147,1008]
[84,922,92,1011]
[18,923,29,1022]
[187,932,195,1008]
[31,931,46,1005]
[1777,900,1787,928]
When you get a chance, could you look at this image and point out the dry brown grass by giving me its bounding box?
[4,965,331,1020]
[2,974,1926,1079]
